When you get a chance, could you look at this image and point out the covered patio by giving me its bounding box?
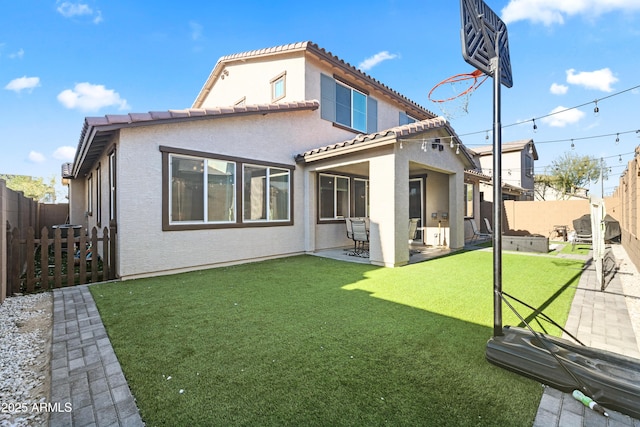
[296,117,478,268]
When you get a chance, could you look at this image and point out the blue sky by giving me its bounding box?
[2,0,639,199]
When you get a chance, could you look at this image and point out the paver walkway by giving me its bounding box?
[533,246,640,427]
[50,285,143,427]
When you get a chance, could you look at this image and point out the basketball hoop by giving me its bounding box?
[428,69,488,120]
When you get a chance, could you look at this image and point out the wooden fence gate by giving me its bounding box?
[6,223,117,295]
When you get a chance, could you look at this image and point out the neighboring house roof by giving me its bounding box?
[464,169,492,182]
[471,139,539,160]
[70,100,319,178]
[295,116,478,169]
[192,41,437,120]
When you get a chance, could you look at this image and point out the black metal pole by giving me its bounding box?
[492,33,503,338]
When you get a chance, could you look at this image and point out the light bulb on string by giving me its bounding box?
[615,133,620,144]
[619,155,622,163]
[450,137,454,148]
[532,118,537,133]
[593,100,599,116]
[485,131,489,140]
[456,144,460,155]
[571,139,575,150]
[528,143,533,155]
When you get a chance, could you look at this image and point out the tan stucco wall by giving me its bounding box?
[200,54,307,107]
[114,109,349,279]
[503,199,591,236]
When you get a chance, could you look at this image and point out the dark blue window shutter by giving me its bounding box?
[367,97,377,134]
[320,74,336,122]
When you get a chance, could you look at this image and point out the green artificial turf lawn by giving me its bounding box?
[91,251,583,427]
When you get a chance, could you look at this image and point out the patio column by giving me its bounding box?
[369,153,409,267]
[448,173,464,249]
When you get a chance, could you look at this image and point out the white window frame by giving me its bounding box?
[169,154,236,225]
[335,82,367,132]
[319,173,350,220]
[242,164,291,223]
[270,71,286,102]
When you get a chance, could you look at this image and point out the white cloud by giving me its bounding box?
[189,21,203,41]
[9,48,24,59]
[540,105,585,127]
[57,1,103,23]
[57,82,130,112]
[566,68,618,92]
[501,0,640,26]
[5,76,41,93]
[358,51,399,71]
[53,146,76,161]
[28,151,46,163]
[550,83,568,95]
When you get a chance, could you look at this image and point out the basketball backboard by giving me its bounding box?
[460,0,513,88]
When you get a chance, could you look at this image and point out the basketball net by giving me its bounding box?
[428,70,488,121]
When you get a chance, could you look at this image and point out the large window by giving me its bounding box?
[170,155,236,223]
[336,83,367,132]
[162,147,293,230]
[243,165,290,222]
[464,182,474,218]
[319,174,350,220]
[321,74,377,134]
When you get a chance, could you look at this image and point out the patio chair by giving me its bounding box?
[483,218,494,235]
[345,217,354,239]
[469,218,490,243]
[409,218,420,255]
[349,219,369,257]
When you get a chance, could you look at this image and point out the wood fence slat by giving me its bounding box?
[109,220,117,280]
[54,227,62,288]
[67,232,75,287]
[40,227,49,290]
[91,228,98,283]
[102,226,110,281]
[79,231,87,285]
[8,227,20,295]
[26,227,35,293]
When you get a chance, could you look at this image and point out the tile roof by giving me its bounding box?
[296,116,478,169]
[71,100,319,178]
[471,139,538,160]
[193,41,437,118]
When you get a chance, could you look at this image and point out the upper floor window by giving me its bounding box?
[271,72,286,102]
[321,73,377,134]
[399,112,417,125]
[525,154,534,177]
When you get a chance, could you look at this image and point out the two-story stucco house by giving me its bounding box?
[65,41,483,280]
[472,139,539,202]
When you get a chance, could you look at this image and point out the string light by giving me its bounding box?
[594,100,599,116]
[456,144,460,155]
[532,118,537,133]
[450,137,455,148]
[570,139,575,150]
[455,84,640,139]
[615,133,620,144]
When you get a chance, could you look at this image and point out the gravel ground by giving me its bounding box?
[0,292,52,427]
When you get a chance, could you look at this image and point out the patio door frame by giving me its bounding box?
[409,176,425,241]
